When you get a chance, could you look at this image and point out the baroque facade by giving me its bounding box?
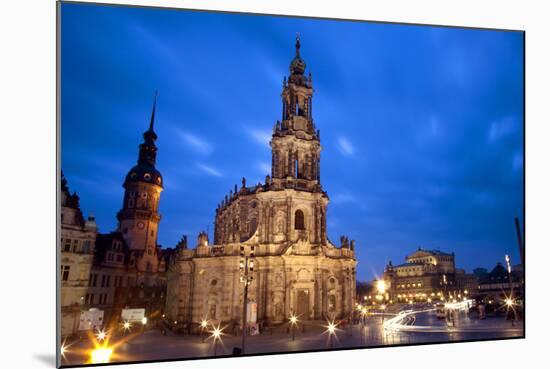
[165,37,357,325]
[382,248,477,302]
[60,175,98,337]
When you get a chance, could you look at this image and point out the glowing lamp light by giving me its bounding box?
[95,329,107,342]
[376,280,386,294]
[290,315,298,325]
[60,341,71,360]
[123,321,131,331]
[91,347,113,364]
[505,298,514,307]
[327,321,337,335]
[201,319,209,328]
[142,317,148,325]
[210,324,224,342]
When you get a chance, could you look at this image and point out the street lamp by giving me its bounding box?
[324,320,339,348]
[200,319,209,342]
[289,315,298,340]
[90,347,113,364]
[209,324,224,356]
[239,245,255,354]
[95,328,107,342]
[505,254,517,326]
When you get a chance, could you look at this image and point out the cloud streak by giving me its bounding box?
[249,128,272,148]
[177,130,214,156]
[337,136,355,156]
[196,163,223,177]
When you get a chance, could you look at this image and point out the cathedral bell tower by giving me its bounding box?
[117,94,163,275]
[271,35,322,193]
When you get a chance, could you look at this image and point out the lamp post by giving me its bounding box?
[289,315,298,340]
[505,254,517,326]
[200,319,209,342]
[239,245,255,354]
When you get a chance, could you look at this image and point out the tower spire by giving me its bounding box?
[295,32,301,57]
[136,91,160,166]
[148,90,158,133]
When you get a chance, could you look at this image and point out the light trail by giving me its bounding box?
[382,300,519,334]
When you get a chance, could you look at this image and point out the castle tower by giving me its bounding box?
[271,34,322,193]
[117,94,163,276]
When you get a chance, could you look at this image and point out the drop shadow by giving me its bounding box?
[33,353,57,367]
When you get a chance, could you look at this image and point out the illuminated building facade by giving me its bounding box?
[382,248,477,302]
[59,174,98,337]
[166,37,357,325]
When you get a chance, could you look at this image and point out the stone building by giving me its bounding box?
[382,248,477,302]
[59,174,98,337]
[60,97,171,336]
[166,37,357,326]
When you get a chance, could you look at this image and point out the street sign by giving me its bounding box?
[78,308,104,331]
[121,308,146,322]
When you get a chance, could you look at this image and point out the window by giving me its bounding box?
[82,240,91,253]
[85,294,90,305]
[72,239,79,252]
[106,276,110,288]
[61,265,70,281]
[101,275,106,288]
[63,239,71,252]
[90,294,95,305]
[92,274,98,287]
[116,254,123,263]
[88,274,94,287]
[328,295,336,312]
[294,210,305,230]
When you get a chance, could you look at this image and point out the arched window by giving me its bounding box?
[295,210,305,230]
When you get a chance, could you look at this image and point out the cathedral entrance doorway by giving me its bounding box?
[296,289,310,319]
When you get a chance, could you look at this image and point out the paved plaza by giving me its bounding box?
[61,309,524,366]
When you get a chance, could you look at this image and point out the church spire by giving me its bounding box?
[137,92,159,167]
[289,33,306,76]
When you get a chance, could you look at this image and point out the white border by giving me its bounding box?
[1,0,549,368]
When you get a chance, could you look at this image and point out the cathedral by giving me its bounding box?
[165,37,357,325]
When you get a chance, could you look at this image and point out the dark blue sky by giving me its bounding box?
[60,3,524,281]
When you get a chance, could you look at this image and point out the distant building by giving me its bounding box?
[382,248,477,302]
[477,262,523,301]
[59,174,97,337]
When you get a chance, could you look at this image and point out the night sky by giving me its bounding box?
[60,3,524,281]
